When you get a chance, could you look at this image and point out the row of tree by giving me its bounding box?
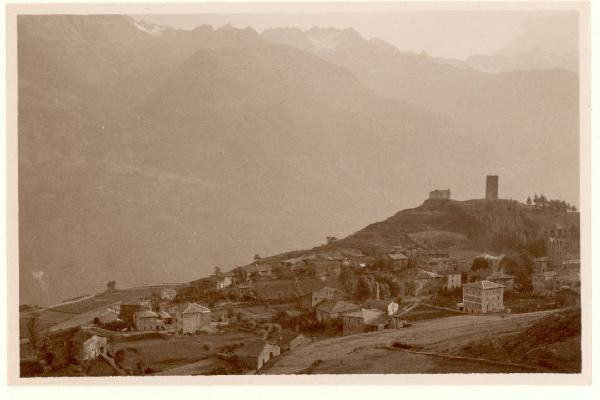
[526,194,577,212]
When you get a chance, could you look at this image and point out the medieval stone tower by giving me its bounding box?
[485,175,499,200]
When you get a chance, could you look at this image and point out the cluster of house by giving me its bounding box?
[118,299,212,335]
[298,286,408,336]
[89,287,216,336]
[532,224,581,297]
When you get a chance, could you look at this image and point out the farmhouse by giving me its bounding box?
[486,271,515,292]
[342,308,387,336]
[134,310,164,331]
[174,303,212,334]
[462,280,504,314]
[363,299,399,316]
[234,339,280,371]
[245,263,273,280]
[300,286,344,310]
[96,308,120,324]
[71,331,108,363]
[315,300,360,322]
[277,330,311,352]
[387,253,410,270]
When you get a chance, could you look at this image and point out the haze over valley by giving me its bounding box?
[18,13,579,306]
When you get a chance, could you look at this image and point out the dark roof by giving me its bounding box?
[388,253,409,260]
[135,310,159,319]
[364,299,397,311]
[316,300,360,314]
[235,339,268,357]
[71,330,105,345]
[487,272,515,280]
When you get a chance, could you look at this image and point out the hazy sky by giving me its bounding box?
[136,11,578,59]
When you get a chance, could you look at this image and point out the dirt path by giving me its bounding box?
[264,309,559,374]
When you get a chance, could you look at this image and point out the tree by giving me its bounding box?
[106,280,116,291]
[526,196,532,205]
[533,194,539,205]
[471,257,490,271]
[214,266,222,277]
[27,312,40,350]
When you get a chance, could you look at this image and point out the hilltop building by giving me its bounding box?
[462,280,504,313]
[485,175,499,200]
[429,189,451,200]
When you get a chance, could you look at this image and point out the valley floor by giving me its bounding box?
[261,309,566,374]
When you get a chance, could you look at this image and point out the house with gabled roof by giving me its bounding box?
[342,308,387,336]
[234,339,280,371]
[486,271,515,292]
[315,300,360,322]
[387,252,410,270]
[174,302,211,334]
[300,286,344,310]
[71,331,108,363]
[134,310,164,331]
[363,299,399,316]
[277,330,311,352]
[97,308,120,324]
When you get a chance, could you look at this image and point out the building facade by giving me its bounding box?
[235,340,281,371]
[547,237,565,268]
[134,310,165,331]
[443,271,462,290]
[300,286,344,310]
[174,303,212,334]
[462,280,504,313]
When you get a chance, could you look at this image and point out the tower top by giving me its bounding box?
[485,175,499,200]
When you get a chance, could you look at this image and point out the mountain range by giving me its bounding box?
[18,16,579,305]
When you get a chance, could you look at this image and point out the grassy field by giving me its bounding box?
[113,330,258,373]
[457,308,581,372]
[403,304,462,322]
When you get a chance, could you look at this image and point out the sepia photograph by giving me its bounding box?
[3,0,593,386]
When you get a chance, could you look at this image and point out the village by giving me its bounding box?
[19,176,581,376]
